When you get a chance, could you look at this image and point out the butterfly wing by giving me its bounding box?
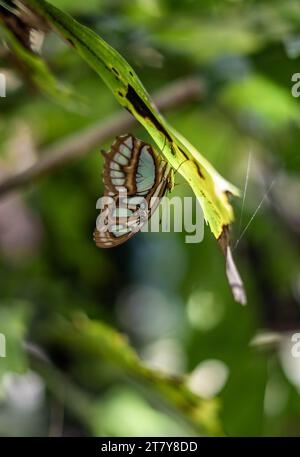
[94,135,172,248]
[102,134,140,196]
[93,196,146,248]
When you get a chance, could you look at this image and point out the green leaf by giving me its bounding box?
[220,75,300,127]
[21,0,238,239]
[17,0,246,303]
[155,18,261,63]
[38,312,223,436]
[0,7,85,110]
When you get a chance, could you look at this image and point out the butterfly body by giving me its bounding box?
[94,134,173,248]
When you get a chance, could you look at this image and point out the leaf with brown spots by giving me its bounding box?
[18,0,246,303]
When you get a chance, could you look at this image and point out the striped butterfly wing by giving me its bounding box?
[94,134,172,248]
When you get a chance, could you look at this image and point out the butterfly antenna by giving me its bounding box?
[174,158,189,176]
[161,140,188,174]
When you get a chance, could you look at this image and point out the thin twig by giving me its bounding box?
[0,77,204,196]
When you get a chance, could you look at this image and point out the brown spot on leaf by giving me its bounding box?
[194,161,205,179]
[178,146,189,160]
[65,38,75,48]
[126,84,173,145]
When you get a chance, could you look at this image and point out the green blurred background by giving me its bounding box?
[1,0,300,437]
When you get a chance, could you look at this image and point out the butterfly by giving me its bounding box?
[94,134,173,248]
